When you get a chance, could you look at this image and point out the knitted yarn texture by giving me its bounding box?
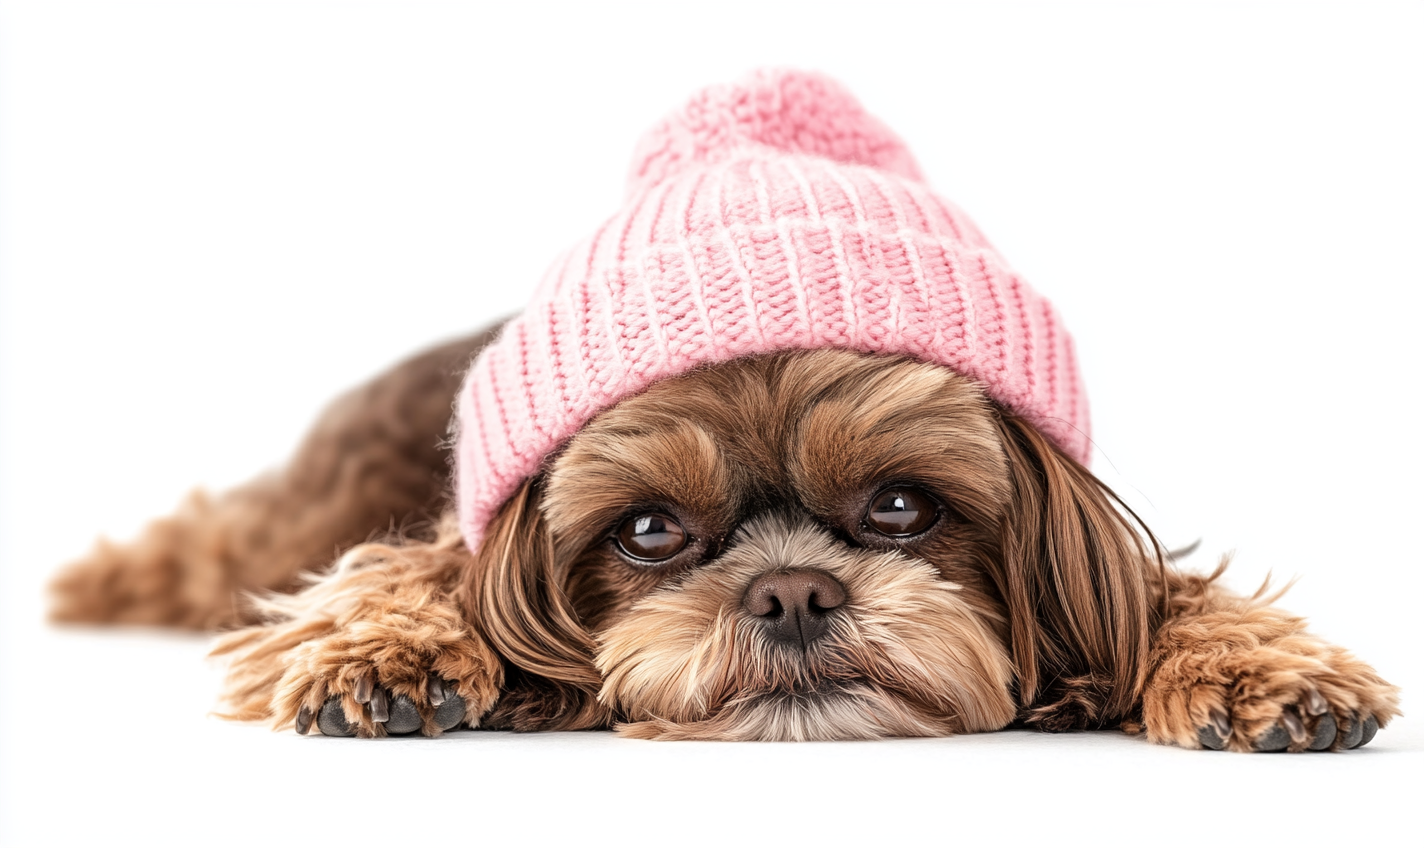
[455,69,1088,553]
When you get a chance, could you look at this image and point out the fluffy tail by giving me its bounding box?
[49,329,496,630]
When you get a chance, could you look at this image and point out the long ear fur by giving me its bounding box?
[458,478,608,730]
[992,413,1165,726]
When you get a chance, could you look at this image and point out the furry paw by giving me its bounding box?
[211,533,501,737]
[1143,634,1399,753]
[1192,692,1379,752]
[270,604,502,739]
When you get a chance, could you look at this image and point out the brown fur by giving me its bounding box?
[212,515,501,738]
[1132,561,1400,751]
[50,342,1400,745]
[50,329,496,629]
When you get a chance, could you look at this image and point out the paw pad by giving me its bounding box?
[1197,705,1381,754]
[297,674,466,738]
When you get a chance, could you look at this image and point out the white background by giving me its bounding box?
[2,1,1421,845]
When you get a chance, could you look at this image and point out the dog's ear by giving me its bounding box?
[458,477,607,730]
[991,413,1163,727]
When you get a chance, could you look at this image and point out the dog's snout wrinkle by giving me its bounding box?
[742,569,846,648]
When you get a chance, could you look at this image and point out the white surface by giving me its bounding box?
[2,2,1421,845]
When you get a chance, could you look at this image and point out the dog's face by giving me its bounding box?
[465,349,1157,740]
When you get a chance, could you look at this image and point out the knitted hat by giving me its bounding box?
[455,69,1088,553]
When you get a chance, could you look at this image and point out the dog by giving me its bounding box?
[49,70,1399,749]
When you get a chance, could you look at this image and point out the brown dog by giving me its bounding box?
[50,327,1400,748]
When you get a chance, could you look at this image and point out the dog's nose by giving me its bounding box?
[742,569,847,647]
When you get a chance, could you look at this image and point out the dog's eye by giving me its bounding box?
[615,513,689,562]
[864,487,938,537]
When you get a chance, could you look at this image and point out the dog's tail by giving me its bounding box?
[48,329,495,630]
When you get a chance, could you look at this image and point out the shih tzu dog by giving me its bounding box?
[50,70,1398,750]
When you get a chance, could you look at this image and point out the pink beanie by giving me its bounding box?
[455,69,1088,553]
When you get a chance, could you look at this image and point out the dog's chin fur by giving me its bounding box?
[52,335,1402,747]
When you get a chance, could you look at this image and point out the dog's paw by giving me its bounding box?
[305,674,473,738]
[273,608,502,739]
[1190,689,1378,753]
[1143,636,1399,753]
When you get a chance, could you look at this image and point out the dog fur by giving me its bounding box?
[50,330,1400,749]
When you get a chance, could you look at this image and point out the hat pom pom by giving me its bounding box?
[628,68,923,193]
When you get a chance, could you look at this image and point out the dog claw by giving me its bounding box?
[1309,712,1336,751]
[1356,715,1378,748]
[385,695,422,735]
[1197,704,1233,750]
[1252,723,1291,752]
[1281,709,1307,745]
[1339,714,1363,749]
[317,697,356,737]
[427,675,446,707]
[1197,725,1227,750]
[1302,688,1328,716]
[433,692,466,730]
[1209,705,1232,740]
[369,688,389,723]
[354,675,374,704]
[295,704,314,736]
